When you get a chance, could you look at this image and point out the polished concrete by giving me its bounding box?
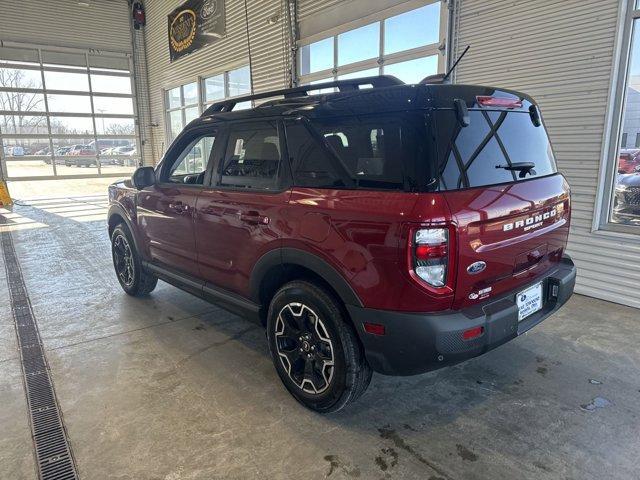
[1,196,639,480]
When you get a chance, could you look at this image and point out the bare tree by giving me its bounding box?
[105,123,135,136]
[0,69,46,136]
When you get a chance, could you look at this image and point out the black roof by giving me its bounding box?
[193,75,536,126]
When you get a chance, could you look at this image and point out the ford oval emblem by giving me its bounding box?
[467,261,486,275]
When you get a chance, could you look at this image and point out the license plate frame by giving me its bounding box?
[516,282,543,321]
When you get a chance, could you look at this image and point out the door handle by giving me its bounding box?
[239,211,270,225]
[168,202,189,214]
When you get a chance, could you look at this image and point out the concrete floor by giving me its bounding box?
[1,195,640,480]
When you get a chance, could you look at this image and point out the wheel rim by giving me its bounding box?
[113,234,135,287]
[275,302,335,394]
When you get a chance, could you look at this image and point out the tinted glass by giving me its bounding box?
[168,135,216,183]
[306,113,428,190]
[286,123,344,188]
[436,110,557,190]
[219,122,280,190]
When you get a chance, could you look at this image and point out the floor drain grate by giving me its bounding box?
[1,215,79,480]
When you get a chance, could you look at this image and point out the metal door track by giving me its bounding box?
[1,215,79,480]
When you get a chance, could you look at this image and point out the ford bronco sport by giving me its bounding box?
[108,75,576,412]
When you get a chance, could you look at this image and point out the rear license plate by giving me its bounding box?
[516,282,543,321]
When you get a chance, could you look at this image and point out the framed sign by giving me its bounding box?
[168,0,226,62]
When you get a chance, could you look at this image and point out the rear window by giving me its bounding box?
[435,109,557,190]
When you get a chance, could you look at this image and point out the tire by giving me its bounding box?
[110,223,157,296]
[266,280,372,413]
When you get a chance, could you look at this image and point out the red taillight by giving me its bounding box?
[410,228,451,290]
[462,326,484,340]
[476,96,523,109]
[363,322,386,336]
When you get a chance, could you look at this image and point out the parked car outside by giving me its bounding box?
[108,76,576,412]
[618,148,640,173]
[65,145,97,167]
[613,169,640,223]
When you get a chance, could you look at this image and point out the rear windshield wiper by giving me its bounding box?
[495,162,536,178]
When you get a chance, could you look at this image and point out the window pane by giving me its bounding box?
[167,87,181,108]
[0,67,43,89]
[0,114,47,135]
[337,68,379,81]
[169,110,183,141]
[286,123,344,188]
[44,71,89,91]
[384,56,438,84]
[219,122,280,189]
[93,96,134,115]
[95,117,135,135]
[185,106,199,124]
[6,159,54,178]
[170,136,216,182]
[613,19,640,225]
[91,74,132,94]
[338,23,380,66]
[2,137,50,157]
[183,82,198,105]
[228,66,251,97]
[0,92,45,113]
[204,74,224,102]
[300,37,334,75]
[47,94,92,113]
[384,3,441,55]
[49,116,94,135]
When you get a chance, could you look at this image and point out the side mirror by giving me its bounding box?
[132,166,155,190]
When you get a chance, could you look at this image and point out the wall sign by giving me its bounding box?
[168,0,226,62]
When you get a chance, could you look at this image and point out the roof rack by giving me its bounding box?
[202,75,404,115]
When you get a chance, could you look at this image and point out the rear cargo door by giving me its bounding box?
[434,106,571,309]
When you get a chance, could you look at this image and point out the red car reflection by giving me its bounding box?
[619,149,640,173]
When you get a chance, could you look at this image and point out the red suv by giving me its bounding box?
[108,76,576,412]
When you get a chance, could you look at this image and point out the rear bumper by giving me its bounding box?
[347,255,576,376]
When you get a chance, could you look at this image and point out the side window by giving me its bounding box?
[218,122,281,190]
[166,134,216,184]
[287,123,345,188]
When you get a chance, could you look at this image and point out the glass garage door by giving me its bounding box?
[0,44,140,180]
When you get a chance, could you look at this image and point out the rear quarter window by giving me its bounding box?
[435,109,557,190]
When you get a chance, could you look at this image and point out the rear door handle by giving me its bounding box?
[239,211,270,225]
[168,202,189,214]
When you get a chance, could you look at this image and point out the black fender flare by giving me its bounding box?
[107,203,141,254]
[250,248,363,308]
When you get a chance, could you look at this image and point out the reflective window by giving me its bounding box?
[611,17,640,226]
[167,86,181,108]
[93,96,134,115]
[46,94,92,113]
[228,66,251,97]
[50,116,94,135]
[183,82,198,105]
[44,71,89,91]
[204,74,224,102]
[202,65,253,108]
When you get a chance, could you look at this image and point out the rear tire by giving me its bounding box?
[267,280,372,413]
[111,223,157,296]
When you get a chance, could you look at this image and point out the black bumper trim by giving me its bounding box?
[347,255,576,376]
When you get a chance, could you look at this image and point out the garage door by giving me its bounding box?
[0,43,141,181]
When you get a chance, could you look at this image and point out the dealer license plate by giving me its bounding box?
[516,282,543,321]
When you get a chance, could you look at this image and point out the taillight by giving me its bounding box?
[412,228,449,288]
[476,96,523,109]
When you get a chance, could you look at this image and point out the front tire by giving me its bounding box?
[267,281,372,413]
[111,223,157,296]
